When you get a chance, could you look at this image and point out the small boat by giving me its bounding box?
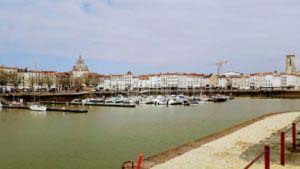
[199,95,210,101]
[183,102,190,106]
[157,100,168,105]
[189,100,199,105]
[29,104,47,111]
[211,95,228,102]
[0,102,2,108]
[71,99,82,103]
[144,98,154,104]
[168,99,182,105]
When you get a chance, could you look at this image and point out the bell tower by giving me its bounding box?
[286,55,296,74]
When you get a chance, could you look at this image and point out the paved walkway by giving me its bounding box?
[148,112,300,169]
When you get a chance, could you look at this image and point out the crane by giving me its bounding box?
[215,60,228,75]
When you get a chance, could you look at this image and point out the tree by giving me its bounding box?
[37,75,45,88]
[74,77,84,92]
[29,77,36,91]
[58,75,70,91]
[0,71,9,86]
[10,73,21,89]
[45,77,53,91]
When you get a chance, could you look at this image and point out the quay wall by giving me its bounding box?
[1,90,300,102]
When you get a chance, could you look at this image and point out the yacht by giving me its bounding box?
[29,104,47,111]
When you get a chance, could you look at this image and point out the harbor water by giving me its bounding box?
[1,98,300,169]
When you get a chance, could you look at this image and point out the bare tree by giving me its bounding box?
[44,77,53,91]
[74,77,84,92]
[58,75,70,91]
[10,73,21,89]
[29,77,36,91]
[0,71,9,86]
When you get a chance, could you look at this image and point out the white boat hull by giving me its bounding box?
[29,105,47,111]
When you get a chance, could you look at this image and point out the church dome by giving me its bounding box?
[72,56,89,72]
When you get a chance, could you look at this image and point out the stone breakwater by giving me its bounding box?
[147,112,300,169]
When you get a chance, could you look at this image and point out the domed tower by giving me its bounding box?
[72,56,89,78]
[286,55,296,74]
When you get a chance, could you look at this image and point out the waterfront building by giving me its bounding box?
[280,73,298,89]
[0,65,18,74]
[102,72,134,91]
[3,53,300,93]
[231,75,251,90]
[217,75,231,89]
[17,70,56,90]
[208,74,219,88]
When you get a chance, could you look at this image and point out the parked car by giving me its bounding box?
[0,87,10,93]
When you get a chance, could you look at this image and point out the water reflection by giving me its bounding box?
[30,111,47,116]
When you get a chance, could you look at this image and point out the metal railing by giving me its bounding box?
[244,146,270,169]
[245,121,299,168]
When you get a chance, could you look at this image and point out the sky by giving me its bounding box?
[0,0,300,75]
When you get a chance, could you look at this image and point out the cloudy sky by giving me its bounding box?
[0,0,300,74]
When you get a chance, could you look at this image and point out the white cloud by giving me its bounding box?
[1,0,300,72]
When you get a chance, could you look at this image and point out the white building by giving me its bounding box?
[280,73,298,89]
[231,75,251,90]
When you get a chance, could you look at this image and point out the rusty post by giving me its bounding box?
[293,122,296,150]
[136,152,143,169]
[280,132,285,166]
[264,146,270,169]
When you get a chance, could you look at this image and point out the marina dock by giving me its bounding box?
[2,105,88,113]
[41,101,136,108]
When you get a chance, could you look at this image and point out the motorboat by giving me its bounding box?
[157,100,168,105]
[71,99,82,104]
[168,98,182,105]
[176,95,188,104]
[211,94,228,102]
[199,95,210,101]
[29,104,47,111]
[140,97,154,105]
[104,95,131,104]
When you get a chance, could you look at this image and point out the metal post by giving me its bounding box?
[293,123,296,150]
[264,146,270,169]
[280,132,285,166]
[136,152,143,169]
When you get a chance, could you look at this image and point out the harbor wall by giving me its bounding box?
[2,90,300,102]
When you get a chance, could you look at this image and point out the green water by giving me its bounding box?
[1,98,300,169]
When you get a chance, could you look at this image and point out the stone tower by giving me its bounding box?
[286,55,296,74]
